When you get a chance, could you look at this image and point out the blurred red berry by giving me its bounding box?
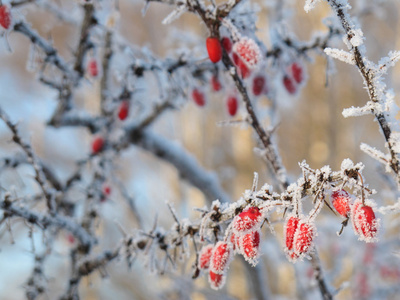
[221,37,232,53]
[232,207,262,233]
[331,189,351,217]
[252,75,266,96]
[92,136,104,153]
[103,184,111,196]
[283,75,296,94]
[199,244,214,270]
[291,62,304,84]
[210,242,232,274]
[206,37,222,63]
[67,234,76,244]
[192,88,206,107]
[87,58,99,77]
[118,101,130,120]
[227,96,238,116]
[232,53,251,79]
[209,270,225,290]
[211,75,222,92]
[0,5,11,30]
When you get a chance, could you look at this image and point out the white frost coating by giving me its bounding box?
[340,158,354,171]
[304,0,321,13]
[378,51,400,73]
[349,28,364,47]
[341,100,384,118]
[324,48,355,65]
[162,5,188,25]
[360,143,389,166]
[389,132,400,154]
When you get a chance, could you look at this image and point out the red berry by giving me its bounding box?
[87,58,99,77]
[252,75,266,96]
[209,270,225,290]
[294,221,315,255]
[206,37,222,63]
[232,53,251,79]
[198,244,214,270]
[239,230,260,261]
[0,5,11,30]
[233,37,261,69]
[283,75,297,94]
[103,184,111,196]
[352,200,378,241]
[92,136,104,153]
[67,234,76,244]
[230,232,237,251]
[211,75,222,92]
[210,242,232,274]
[118,101,129,120]
[285,216,300,251]
[331,189,351,217]
[232,207,262,233]
[221,37,232,53]
[227,96,238,116]
[192,88,206,107]
[291,62,304,84]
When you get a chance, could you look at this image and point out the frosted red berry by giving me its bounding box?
[210,242,232,274]
[0,5,11,30]
[239,230,260,261]
[230,232,238,251]
[198,244,214,270]
[252,75,266,96]
[192,88,206,107]
[92,136,104,153]
[294,221,315,255]
[331,189,351,217]
[232,207,262,233]
[285,216,300,251]
[87,58,99,77]
[118,101,130,120]
[209,270,225,290]
[221,37,232,53]
[67,234,76,244]
[211,75,222,92]
[233,37,261,69]
[227,96,238,117]
[352,200,378,241]
[291,62,304,84]
[283,75,296,94]
[206,37,222,63]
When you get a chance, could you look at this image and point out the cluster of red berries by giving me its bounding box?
[284,215,315,261]
[198,206,263,290]
[282,62,305,95]
[330,189,378,242]
[0,5,11,30]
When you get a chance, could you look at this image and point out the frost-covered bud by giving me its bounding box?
[0,4,11,30]
[210,242,233,274]
[211,75,222,92]
[331,189,351,217]
[232,207,262,234]
[285,215,300,251]
[206,37,222,63]
[351,199,379,242]
[233,37,262,69]
[238,230,261,265]
[87,58,99,77]
[226,96,238,117]
[198,244,214,270]
[191,88,206,107]
[209,270,225,290]
[294,221,315,256]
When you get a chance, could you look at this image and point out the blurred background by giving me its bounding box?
[0,0,400,299]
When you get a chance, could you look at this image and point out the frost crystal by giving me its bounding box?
[351,199,379,243]
[232,207,263,234]
[162,5,187,25]
[304,0,321,13]
[349,29,364,47]
[233,37,262,69]
[324,48,355,65]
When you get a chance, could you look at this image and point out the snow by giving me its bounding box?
[324,48,355,65]
[304,0,322,13]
